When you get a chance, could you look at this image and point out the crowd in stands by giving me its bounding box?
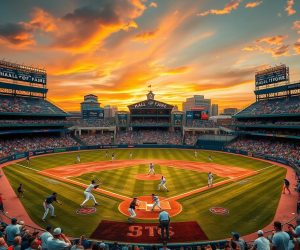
[185,120,218,128]
[0,135,79,158]
[79,133,114,145]
[0,95,66,115]
[184,134,199,146]
[237,129,300,137]
[235,120,300,126]
[0,119,71,126]
[1,216,300,250]
[74,119,115,127]
[130,119,170,125]
[227,138,300,166]
[116,131,182,145]
[237,96,300,116]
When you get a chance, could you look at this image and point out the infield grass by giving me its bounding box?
[3,148,286,240]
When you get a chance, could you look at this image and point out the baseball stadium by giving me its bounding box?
[0,1,300,250]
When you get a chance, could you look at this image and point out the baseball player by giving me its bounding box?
[105,150,108,159]
[26,155,30,166]
[80,180,99,207]
[148,163,155,175]
[208,172,214,187]
[194,150,198,158]
[76,154,81,163]
[129,152,133,160]
[158,176,169,192]
[208,155,213,162]
[128,197,139,222]
[151,194,162,212]
[42,192,62,221]
[17,184,24,198]
[111,152,115,161]
[283,179,291,194]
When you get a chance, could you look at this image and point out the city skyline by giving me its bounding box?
[0,0,299,111]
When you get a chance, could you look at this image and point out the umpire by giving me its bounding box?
[158,209,170,240]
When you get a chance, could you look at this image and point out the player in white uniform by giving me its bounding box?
[151,194,162,211]
[148,163,155,175]
[208,172,213,187]
[194,150,198,158]
[158,176,168,192]
[129,152,133,160]
[80,180,99,207]
[111,152,115,161]
[208,155,213,161]
[76,154,81,163]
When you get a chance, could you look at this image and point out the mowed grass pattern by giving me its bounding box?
[3,149,286,240]
[72,165,226,198]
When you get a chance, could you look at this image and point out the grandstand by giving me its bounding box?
[229,65,300,170]
[0,60,78,159]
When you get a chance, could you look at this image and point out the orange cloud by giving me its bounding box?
[285,0,296,16]
[28,8,57,32]
[256,35,287,45]
[293,21,300,34]
[0,22,35,49]
[294,39,300,54]
[133,30,158,42]
[245,1,263,8]
[197,0,242,16]
[149,2,158,8]
[159,66,191,76]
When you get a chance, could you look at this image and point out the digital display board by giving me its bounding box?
[0,66,46,84]
[255,65,288,87]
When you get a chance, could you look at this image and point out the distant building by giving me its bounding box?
[223,108,238,115]
[182,95,211,115]
[80,94,104,119]
[211,104,218,116]
[173,105,179,111]
[104,105,118,118]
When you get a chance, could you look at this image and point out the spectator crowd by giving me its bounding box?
[227,138,300,166]
[79,133,114,146]
[0,135,79,158]
[0,95,66,115]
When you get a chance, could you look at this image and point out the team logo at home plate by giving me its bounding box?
[76,207,97,215]
[209,207,229,215]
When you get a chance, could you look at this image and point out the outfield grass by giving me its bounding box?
[3,148,286,240]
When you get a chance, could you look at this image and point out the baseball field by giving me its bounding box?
[3,148,286,242]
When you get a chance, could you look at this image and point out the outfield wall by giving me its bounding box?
[0,144,298,174]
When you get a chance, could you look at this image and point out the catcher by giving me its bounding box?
[80,180,100,207]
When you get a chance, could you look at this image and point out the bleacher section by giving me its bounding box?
[0,95,67,116]
[235,96,300,117]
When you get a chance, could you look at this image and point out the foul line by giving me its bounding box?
[14,163,39,172]
[167,164,276,201]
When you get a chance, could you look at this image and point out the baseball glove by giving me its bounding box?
[94,185,100,189]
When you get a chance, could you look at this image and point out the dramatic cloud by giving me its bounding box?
[256,35,287,45]
[243,35,290,57]
[293,21,300,34]
[149,2,158,8]
[27,8,57,32]
[197,0,242,16]
[0,23,35,48]
[294,39,300,54]
[133,30,158,42]
[245,1,263,8]
[285,0,296,16]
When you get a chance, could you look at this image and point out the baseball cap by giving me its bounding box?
[11,218,17,224]
[19,221,25,225]
[99,242,106,248]
[231,232,240,239]
[295,226,300,235]
[257,230,264,235]
[53,228,62,235]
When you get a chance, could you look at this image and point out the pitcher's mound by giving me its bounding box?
[135,174,162,180]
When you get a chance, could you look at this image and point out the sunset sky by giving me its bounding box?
[0,0,299,111]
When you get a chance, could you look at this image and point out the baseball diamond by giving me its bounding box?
[2,148,291,242]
